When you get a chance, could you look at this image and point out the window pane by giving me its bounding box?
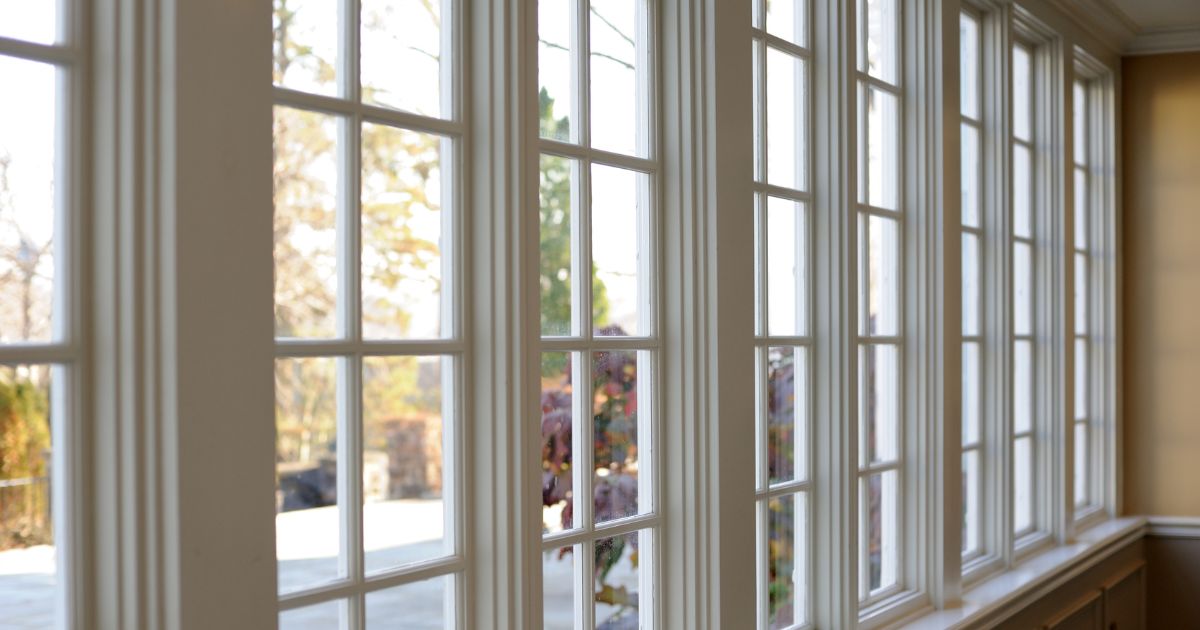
[766,198,806,336]
[863,0,898,84]
[361,0,446,118]
[593,351,643,524]
[862,215,900,337]
[1013,45,1032,142]
[594,531,647,627]
[962,342,980,446]
[962,449,981,555]
[1075,253,1087,335]
[1013,340,1033,435]
[0,57,58,344]
[590,0,645,157]
[1013,143,1032,239]
[767,48,807,191]
[592,165,647,337]
[768,347,808,485]
[766,493,807,628]
[362,356,450,574]
[541,352,575,533]
[273,106,339,339]
[860,344,899,465]
[865,87,900,210]
[365,574,452,628]
[1014,436,1033,534]
[361,124,448,340]
[961,123,980,228]
[0,365,55,628]
[539,0,574,142]
[1074,168,1087,250]
[541,154,577,337]
[1075,339,1088,421]
[863,470,898,595]
[766,0,806,47]
[280,599,346,629]
[962,232,980,337]
[1013,241,1032,337]
[272,0,339,96]
[1074,422,1088,507]
[1074,81,1087,165]
[275,357,341,594]
[543,546,580,629]
[960,13,979,119]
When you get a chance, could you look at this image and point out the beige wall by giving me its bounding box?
[1123,52,1200,516]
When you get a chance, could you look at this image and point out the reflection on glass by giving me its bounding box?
[365,575,451,628]
[361,0,445,117]
[1013,45,1032,142]
[543,547,579,630]
[541,155,576,337]
[1074,422,1088,507]
[862,215,899,336]
[768,347,807,485]
[860,344,899,465]
[767,48,807,191]
[272,0,339,96]
[273,106,339,339]
[1014,436,1033,534]
[960,13,979,120]
[863,0,897,83]
[963,450,980,554]
[592,165,646,337]
[767,198,806,336]
[280,599,345,630]
[362,356,449,574]
[590,0,643,157]
[962,342,980,446]
[962,232,980,337]
[594,532,644,628]
[0,57,57,344]
[961,123,980,228]
[275,357,340,594]
[540,0,574,141]
[1013,143,1032,239]
[766,0,806,46]
[361,123,446,340]
[1014,340,1033,435]
[865,87,899,210]
[593,351,641,524]
[541,353,574,533]
[1013,241,1032,337]
[767,493,807,628]
[864,470,898,595]
[1075,339,1088,421]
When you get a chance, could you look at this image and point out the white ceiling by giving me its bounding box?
[1109,0,1200,32]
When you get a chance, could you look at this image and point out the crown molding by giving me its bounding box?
[1051,0,1139,54]
[1126,25,1200,56]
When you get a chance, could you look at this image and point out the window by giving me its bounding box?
[536,0,658,627]
[0,5,80,628]
[271,0,463,625]
[752,0,811,626]
[856,0,903,605]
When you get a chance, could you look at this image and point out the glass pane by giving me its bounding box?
[1074,422,1088,507]
[767,48,807,191]
[0,365,55,628]
[960,13,979,120]
[590,0,645,157]
[863,470,898,595]
[962,232,980,337]
[280,599,346,630]
[541,352,575,533]
[539,0,574,142]
[860,344,899,465]
[543,546,580,629]
[766,198,806,336]
[864,0,898,84]
[1013,241,1032,337]
[592,165,647,337]
[362,356,450,574]
[961,123,980,228]
[1013,143,1032,239]
[767,0,806,47]
[0,58,57,344]
[1073,81,1087,166]
[365,574,452,628]
[1075,339,1088,421]
[1014,340,1033,435]
[361,0,446,117]
[1014,436,1033,534]
[962,342,980,446]
[766,493,807,628]
[962,449,980,555]
[768,347,808,485]
[1074,168,1087,250]
[275,357,341,594]
[361,124,448,340]
[865,87,900,210]
[863,215,900,336]
[1013,45,1032,142]
[594,531,646,628]
[1075,253,1087,335]
[272,0,339,96]
[273,106,339,339]
[593,351,642,524]
[540,154,577,337]
[753,42,764,184]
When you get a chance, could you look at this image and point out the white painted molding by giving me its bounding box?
[1126,26,1200,56]
[1050,0,1138,54]
[1146,516,1200,539]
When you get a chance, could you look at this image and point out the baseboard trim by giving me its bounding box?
[1146,516,1200,539]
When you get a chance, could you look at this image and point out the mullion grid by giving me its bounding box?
[273,0,464,624]
[537,0,659,627]
[752,1,812,628]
